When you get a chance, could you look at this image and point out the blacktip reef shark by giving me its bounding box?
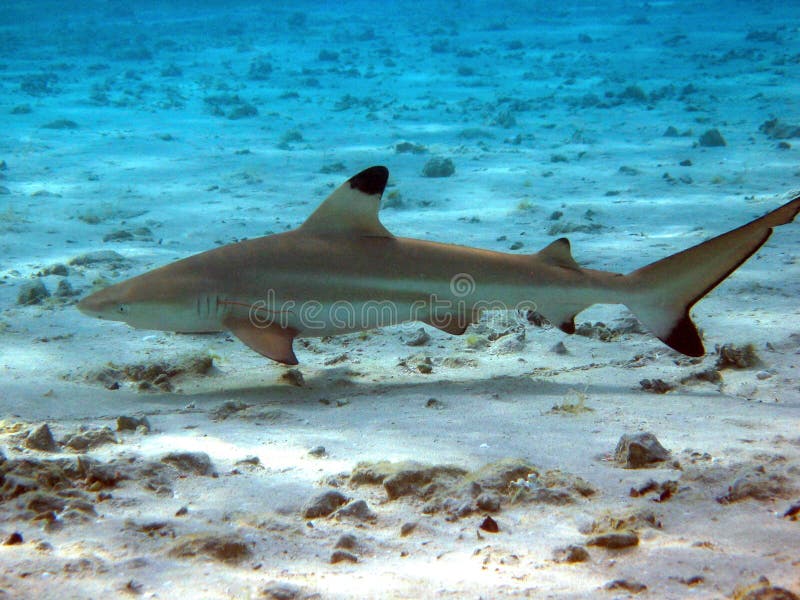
[78,166,800,365]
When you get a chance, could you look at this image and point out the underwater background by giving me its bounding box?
[1,1,799,598]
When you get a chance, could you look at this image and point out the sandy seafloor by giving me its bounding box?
[1,1,799,598]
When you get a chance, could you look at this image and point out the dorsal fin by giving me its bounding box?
[538,237,581,270]
[299,166,393,237]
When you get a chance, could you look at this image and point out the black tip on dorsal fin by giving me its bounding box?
[349,166,389,196]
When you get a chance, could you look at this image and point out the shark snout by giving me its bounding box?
[76,291,106,318]
[76,286,128,321]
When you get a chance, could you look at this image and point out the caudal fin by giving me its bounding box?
[624,195,800,356]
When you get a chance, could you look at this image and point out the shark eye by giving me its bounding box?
[118,304,130,314]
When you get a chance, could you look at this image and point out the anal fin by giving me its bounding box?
[223,316,299,365]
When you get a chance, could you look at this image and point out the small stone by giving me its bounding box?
[549,341,568,355]
[334,533,358,550]
[453,500,474,518]
[330,550,358,564]
[17,280,50,306]
[302,489,349,519]
[63,427,117,451]
[395,141,427,154]
[168,533,251,563]
[400,522,418,537]
[425,398,445,410]
[123,580,144,595]
[161,451,214,476]
[717,466,795,504]
[3,532,23,545]
[716,343,761,369]
[83,461,126,489]
[630,479,677,501]
[42,263,68,276]
[281,369,305,387]
[209,400,249,421]
[587,531,639,549]
[116,415,151,432]
[68,250,127,266]
[175,506,189,517]
[473,458,537,493]
[103,230,134,242]
[698,128,726,147]
[614,432,670,468]
[492,331,525,354]
[1,474,39,498]
[26,492,66,513]
[54,279,77,297]
[318,50,339,62]
[308,446,327,458]
[333,499,377,522]
[405,327,431,347]
[639,378,675,394]
[759,118,800,140]
[553,544,589,563]
[732,576,799,600]
[380,463,468,499]
[479,515,499,533]
[605,579,647,593]
[262,581,302,600]
[422,157,455,178]
[475,493,501,512]
[25,423,57,452]
[248,58,273,80]
[677,575,705,587]
[43,119,78,129]
[66,498,97,516]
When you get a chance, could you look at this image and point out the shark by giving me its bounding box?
[77,166,800,365]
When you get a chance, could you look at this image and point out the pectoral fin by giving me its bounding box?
[424,311,477,335]
[223,316,299,365]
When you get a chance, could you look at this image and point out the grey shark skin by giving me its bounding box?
[78,166,800,365]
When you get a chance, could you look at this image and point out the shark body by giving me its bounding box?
[78,166,800,365]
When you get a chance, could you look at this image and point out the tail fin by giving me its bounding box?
[624,196,800,356]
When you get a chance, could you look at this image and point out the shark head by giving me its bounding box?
[78,277,156,327]
[77,269,225,333]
